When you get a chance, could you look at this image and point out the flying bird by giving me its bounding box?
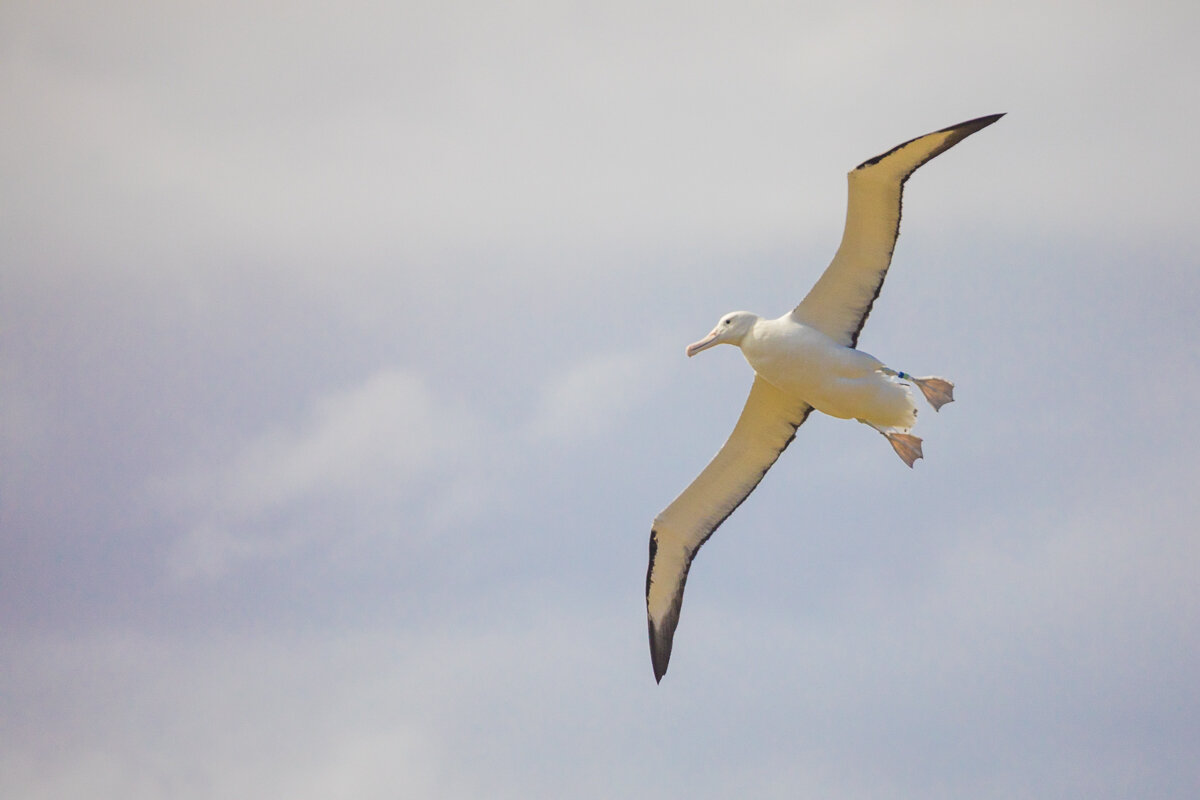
[646,114,1003,682]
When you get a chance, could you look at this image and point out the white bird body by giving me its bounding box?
[736,314,916,430]
[646,114,1003,682]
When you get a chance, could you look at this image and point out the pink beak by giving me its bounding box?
[685,330,720,357]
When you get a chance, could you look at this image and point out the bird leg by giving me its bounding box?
[859,420,924,468]
[888,369,955,411]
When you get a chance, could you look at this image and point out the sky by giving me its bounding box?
[3,0,1199,797]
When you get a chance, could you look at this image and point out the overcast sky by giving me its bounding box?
[3,1,1199,797]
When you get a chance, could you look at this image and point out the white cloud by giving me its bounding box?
[164,368,485,580]
[528,348,665,445]
[218,369,462,511]
[9,0,1195,287]
[161,350,670,581]
[0,630,470,800]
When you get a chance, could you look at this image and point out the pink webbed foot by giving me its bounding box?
[909,375,955,411]
[886,432,924,468]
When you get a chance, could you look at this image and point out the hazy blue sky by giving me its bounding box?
[3,1,1198,797]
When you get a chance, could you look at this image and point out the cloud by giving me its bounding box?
[162,349,666,582]
[0,629,466,800]
[15,0,1193,287]
[163,368,485,580]
[527,348,665,445]
[0,607,654,800]
[215,369,462,511]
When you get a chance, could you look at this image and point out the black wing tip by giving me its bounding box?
[855,112,1005,171]
[648,615,675,683]
[650,630,669,682]
[938,112,1005,136]
[648,597,684,683]
[646,527,681,683]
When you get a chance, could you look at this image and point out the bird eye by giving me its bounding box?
[723,319,731,326]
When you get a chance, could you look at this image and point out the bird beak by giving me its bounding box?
[686,330,720,357]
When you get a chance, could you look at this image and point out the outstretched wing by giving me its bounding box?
[792,114,1003,347]
[646,376,812,682]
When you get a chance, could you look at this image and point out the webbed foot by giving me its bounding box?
[911,376,955,411]
[886,432,924,468]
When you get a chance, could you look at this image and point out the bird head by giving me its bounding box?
[685,311,758,357]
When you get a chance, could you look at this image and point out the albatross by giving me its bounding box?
[646,114,1003,682]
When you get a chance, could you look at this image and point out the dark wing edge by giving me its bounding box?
[855,113,1006,174]
[646,376,812,682]
[792,113,1004,348]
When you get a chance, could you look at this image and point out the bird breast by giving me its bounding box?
[741,319,901,421]
[743,320,876,383]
